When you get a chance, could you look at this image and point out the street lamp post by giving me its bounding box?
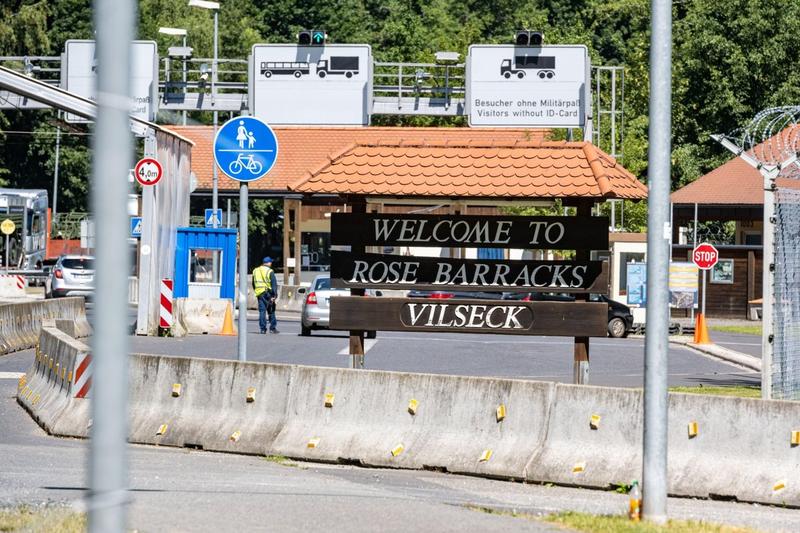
[158,27,189,125]
[188,0,220,228]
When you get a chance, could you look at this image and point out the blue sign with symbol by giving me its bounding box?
[205,208,223,228]
[130,217,142,238]
[213,116,278,182]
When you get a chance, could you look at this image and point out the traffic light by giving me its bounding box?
[515,31,543,46]
[298,29,327,46]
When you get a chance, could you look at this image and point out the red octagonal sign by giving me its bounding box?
[692,243,719,270]
[134,157,163,186]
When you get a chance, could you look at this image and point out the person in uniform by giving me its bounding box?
[252,256,279,334]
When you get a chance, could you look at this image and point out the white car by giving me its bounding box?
[299,275,377,338]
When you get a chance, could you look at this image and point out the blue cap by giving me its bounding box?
[263,256,273,263]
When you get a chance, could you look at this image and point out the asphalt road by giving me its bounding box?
[1,349,798,532]
[127,315,759,389]
[709,331,762,358]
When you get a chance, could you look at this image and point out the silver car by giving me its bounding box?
[300,275,376,338]
[46,255,94,298]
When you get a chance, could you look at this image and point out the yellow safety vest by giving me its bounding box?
[252,265,273,296]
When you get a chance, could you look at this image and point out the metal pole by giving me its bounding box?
[53,124,61,219]
[238,183,248,361]
[182,35,187,126]
[693,203,698,245]
[89,0,133,529]
[761,177,775,399]
[211,11,218,227]
[642,0,671,524]
[5,205,9,272]
[701,269,707,316]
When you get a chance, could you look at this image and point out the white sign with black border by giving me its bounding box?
[467,44,590,128]
[249,44,372,126]
[62,40,159,123]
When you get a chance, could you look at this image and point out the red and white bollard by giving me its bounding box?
[73,351,92,399]
[160,279,173,334]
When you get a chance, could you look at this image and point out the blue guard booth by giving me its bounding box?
[174,227,238,300]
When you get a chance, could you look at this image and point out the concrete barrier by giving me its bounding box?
[19,350,800,507]
[172,298,233,336]
[16,327,91,437]
[667,392,800,505]
[0,297,90,355]
[525,384,643,488]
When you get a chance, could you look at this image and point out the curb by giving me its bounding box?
[668,336,761,372]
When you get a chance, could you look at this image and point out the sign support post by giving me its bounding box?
[213,115,279,363]
[573,200,592,384]
[237,183,248,361]
[349,199,366,369]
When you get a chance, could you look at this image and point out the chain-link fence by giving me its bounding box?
[773,185,800,399]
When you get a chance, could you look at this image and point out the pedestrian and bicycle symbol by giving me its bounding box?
[213,116,278,182]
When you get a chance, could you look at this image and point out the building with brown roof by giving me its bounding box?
[670,152,768,319]
[166,125,647,283]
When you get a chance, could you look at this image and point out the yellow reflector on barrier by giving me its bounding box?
[157,424,168,436]
[774,480,786,492]
[496,404,506,422]
[791,430,800,446]
[688,421,699,438]
[391,444,404,457]
[172,383,182,397]
[230,430,241,443]
[479,449,492,462]
[408,399,418,415]
[307,437,320,449]
[590,414,601,430]
[246,387,256,403]
[573,461,586,473]
[324,393,335,408]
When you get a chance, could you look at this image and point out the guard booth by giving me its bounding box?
[173,227,237,299]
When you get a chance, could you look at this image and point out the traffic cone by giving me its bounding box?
[693,313,712,345]
[220,301,236,336]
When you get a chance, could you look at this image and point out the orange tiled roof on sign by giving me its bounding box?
[164,126,549,192]
[289,140,648,200]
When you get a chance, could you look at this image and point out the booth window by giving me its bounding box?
[189,249,222,283]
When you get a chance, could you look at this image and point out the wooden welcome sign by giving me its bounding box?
[329,213,609,338]
[331,213,609,250]
[330,251,608,293]
[330,297,607,337]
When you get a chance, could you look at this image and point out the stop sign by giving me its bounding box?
[692,243,719,270]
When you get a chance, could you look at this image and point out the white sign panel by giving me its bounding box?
[62,40,158,122]
[467,45,589,128]
[250,44,371,126]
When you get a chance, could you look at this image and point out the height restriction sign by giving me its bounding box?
[134,157,163,186]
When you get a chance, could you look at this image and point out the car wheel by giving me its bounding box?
[607,317,627,338]
[366,331,377,339]
[301,324,311,336]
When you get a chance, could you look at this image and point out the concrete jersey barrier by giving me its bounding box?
[17,327,91,437]
[0,297,90,355]
[19,348,800,507]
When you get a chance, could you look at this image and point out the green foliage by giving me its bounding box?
[2,0,800,226]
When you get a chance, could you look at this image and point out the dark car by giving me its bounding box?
[502,292,633,338]
[406,289,505,300]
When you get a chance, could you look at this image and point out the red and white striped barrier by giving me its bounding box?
[72,351,92,398]
[160,279,173,328]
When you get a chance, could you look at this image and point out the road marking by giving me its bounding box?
[338,339,378,355]
[0,372,24,379]
[718,342,761,347]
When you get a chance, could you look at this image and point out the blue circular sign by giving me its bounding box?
[213,116,278,182]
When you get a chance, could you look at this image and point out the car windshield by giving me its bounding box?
[61,258,94,270]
